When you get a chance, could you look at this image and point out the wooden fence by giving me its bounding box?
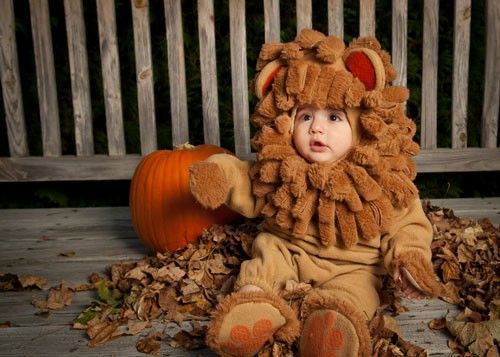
[0,0,499,182]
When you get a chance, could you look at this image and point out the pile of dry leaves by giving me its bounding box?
[3,203,498,356]
[424,202,499,356]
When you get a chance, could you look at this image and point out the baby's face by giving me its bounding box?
[293,105,353,164]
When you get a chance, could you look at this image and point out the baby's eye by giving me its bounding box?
[329,114,341,121]
[302,114,312,121]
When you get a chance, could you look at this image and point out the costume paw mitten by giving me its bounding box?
[189,161,229,209]
[393,251,444,298]
[205,291,300,357]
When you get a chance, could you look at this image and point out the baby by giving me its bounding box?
[189,29,443,357]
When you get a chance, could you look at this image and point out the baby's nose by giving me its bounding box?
[310,119,325,133]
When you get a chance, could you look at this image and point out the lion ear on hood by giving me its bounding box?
[344,47,386,91]
[254,59,284,99]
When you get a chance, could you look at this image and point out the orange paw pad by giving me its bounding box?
[302,311,345,357]
[221,319,275,356]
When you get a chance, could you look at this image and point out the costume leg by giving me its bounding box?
[299,269,381,357]
[206,233,300,356]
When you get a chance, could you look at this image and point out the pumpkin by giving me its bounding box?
[129,144,240,252]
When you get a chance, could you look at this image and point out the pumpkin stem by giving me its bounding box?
[174,142,195,150]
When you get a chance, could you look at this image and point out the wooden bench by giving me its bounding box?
[0,1,498,356]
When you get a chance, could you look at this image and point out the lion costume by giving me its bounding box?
[189,29,443,357]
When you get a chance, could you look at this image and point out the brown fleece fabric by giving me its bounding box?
[392,251,445,298]
[189,161,228,209]
[206,290,300,356]
[245,30,422,248]
[301,290,372,357]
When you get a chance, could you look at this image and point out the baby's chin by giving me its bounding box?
[303,152,341,164]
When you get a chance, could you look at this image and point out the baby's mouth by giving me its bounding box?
[310,140,328,152]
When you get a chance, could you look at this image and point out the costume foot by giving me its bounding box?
[300,309,358,357]
[301,290,372,357]
[206,291,299,357]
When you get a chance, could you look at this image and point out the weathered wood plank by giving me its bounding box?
[392,0,407,86]
[421,0,439,149]
[1,147,499,182]
[198,0,220,145]
[296,0,312,33]
[415,148,500,172]
[264,0,280,43]
[29,0,61,157]
[328,0,343,38]
[64,0,94,157]
[359,0,375,37]
[451,0,471,149]
[165,0,189,146]
[0,0,28,157]
[0,155,142,181]
[229,0,251,156]
[481,0,500,148]
[131,0,157,155]
[96,0,126,156]
[0,325,214,356]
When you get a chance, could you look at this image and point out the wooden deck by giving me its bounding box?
[0,198,498,356]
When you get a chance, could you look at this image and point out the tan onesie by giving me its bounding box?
[204,153,433,319]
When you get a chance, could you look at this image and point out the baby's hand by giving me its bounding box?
[392,264,427,299]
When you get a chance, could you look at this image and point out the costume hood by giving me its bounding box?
[249,29,420,248]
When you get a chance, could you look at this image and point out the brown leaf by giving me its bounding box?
[446,319,500,357]
[32,283,75,311]
[18,275,47,289]
[0,321,11,328]
[136,330,165,355]
[126,320,150,335]
[206,254,232,275]
[87,320,122,347]
[428,317,446,330]
[154,263,186,283]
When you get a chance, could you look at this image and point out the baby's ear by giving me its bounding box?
[343,47,386,91]
[254,59,283,99]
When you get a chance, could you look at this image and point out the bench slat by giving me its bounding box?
[0,0,28,157]
[29,0,61,157]
[198,0,220,145]
[451,0,471,149]
[230,0,251,156]
[481,0,500,148]
[328,0,344,37]
[132,0,157,154]
[392,0,407,86]
[165,0,189,147]
[96,0,126,156]
[296,0,312,33]
[64,0,94,157]
[421,0,439,149]
[264,0,280,43]
[1,148,499,182]
[359,0,376,36]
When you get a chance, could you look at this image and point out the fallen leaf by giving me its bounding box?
[87,320,122,347]
[446,319,500,357]
[18,275,47,289]
[32,283,75,311]
[136,330,164,355]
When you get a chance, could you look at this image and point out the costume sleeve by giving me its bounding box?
[380,197,443,297]
[189,153,265,218]
[380,197,432,268]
